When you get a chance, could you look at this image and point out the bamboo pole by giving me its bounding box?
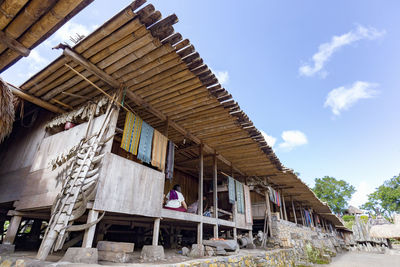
[8,83,64,113]
[213,153,218,238]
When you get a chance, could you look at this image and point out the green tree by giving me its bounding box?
[361,174,400,220]
[312,176,355,214]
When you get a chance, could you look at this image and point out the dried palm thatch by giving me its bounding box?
[370,214,400,239]
[37,99,117,261]
[0,77,15,143]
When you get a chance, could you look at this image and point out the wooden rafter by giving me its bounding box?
[0,30,30,57]
[58,45,244,175]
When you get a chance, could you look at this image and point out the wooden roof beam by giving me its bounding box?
[58,45,244,176]
[7,83,64,113]
[0,31,30,57]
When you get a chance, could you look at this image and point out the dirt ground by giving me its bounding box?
[317,251,400,267]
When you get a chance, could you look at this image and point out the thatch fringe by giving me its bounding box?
[0,77,15,143]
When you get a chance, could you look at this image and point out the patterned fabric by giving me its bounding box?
[120,111,143,155]
[228,176,236,204]
[235,180,245,214]
[165,140,175,180]
[151,129,168,171]
[137,121,154,164]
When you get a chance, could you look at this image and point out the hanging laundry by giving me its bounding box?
[151,129,168,171]
[228,176,236,204]
[235,180,245,214]
[165,140,175,180]
[137,121,154,164]
[121,111,143,155]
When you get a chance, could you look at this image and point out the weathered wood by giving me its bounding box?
[82,209,99,248]
[97,240,134,252]
[0,30,30,56]
[213,154,218,238]
[291,197,297,224]
[93,153,165,217]
[152,218,160,246]
[3,215,21,244]
[264,190,272,236]
[281,191,288,221]
[197,144,203,245]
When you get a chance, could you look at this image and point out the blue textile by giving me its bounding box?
[235,180,245,214]
[228,176,236,204]
[137,121,154,163]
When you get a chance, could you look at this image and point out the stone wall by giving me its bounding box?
[269,214,346,264]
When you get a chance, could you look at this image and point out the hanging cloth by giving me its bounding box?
[276,190,281,207]
[165,140,175,180]
[137,121,154,164]
[235,180,245,214]
[151,129,168,171]
[228,176,236,204]
[121,111,143,155]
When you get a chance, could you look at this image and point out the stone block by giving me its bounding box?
[98,250,133,263]
[141,245,164,260]
[205,246,215,256]
[97,241,134,253]
[202,239,238,251]
[181,247,190,256]
[189,244,204,257]
[60,247,98,264]
[215,246,226,255]
[0,244,14,254]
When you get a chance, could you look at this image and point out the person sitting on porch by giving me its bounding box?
[164,184,187,212]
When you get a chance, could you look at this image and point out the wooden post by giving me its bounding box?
[3,215,22,245]
[291,197,297,224]
[152,218,160,246]
[309,209,315,228]
[82,210,99,248]
[213,154,218,238]
[197,144,204,245]
[231,165,237,242]
[279,192,283,220]
[281,191,288,221]
[264,190,272,236]
[300,204,305,226]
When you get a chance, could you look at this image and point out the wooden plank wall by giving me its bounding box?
[14,114,112,210]
[94,152,165,217]
[164,169,199,206]
[0,109,51,204]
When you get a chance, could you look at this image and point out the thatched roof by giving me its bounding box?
[347,205,364,215]
[0,77,15,143]
[370,214,400,239]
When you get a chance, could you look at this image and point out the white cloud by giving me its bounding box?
[260,130,277,148]
[324,81,378,115]
[20,49,50,80]
[215,70,229,85]
[278,130,308,151]
[349,181,375,208]
[299,25,385,77]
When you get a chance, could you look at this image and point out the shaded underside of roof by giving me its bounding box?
[0,0,94,73]
[17,0,345,228]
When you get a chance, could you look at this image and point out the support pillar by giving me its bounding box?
[152,218,160,246]
[309,209,315,228]
[264,190,272,236]
[197,144,204,246]
[3,215,22,245]
[291,197,297,224]
[231,166,237,242]
[212,154,218,238]
[300,204,305,226]
[281,190,288,221]
[82,210,99,248]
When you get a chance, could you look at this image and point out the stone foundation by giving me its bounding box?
[269,215,347,264]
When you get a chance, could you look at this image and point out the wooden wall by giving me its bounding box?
[164,169,199,206]
[0,109,51,204]
[94,152,165,217]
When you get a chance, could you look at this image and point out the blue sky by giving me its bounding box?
[2,0,399,207]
